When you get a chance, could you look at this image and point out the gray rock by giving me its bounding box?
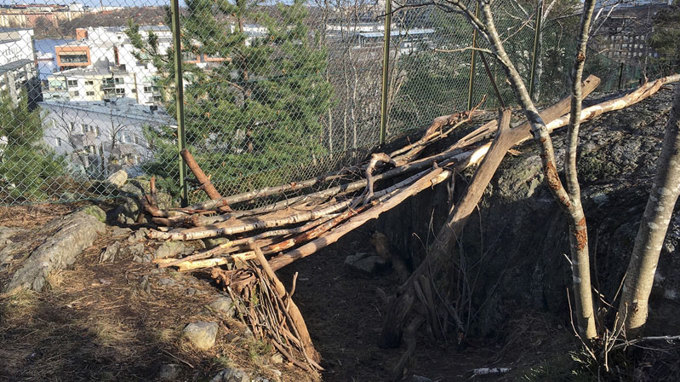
[107,169,128,188]
[158,278,177,286]
[406,376,433,382]
[127,228,149,243]
[111,226,133,238]
[0,226,21,246]
[5,206,107,294]
[128,242,145,258]
[183,321,218,350]
[139,275,151,294]
[158,363,181,381]
[156,241,186,259]
[113,178,173,225]
[209,296,235,317]
[99,242,121,263]
[344,252,387,274]
[210,367,250,382]
[185,287,197,296]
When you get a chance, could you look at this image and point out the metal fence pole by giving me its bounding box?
[171,0,188,206]
[618,62,624,90]
[528,0,543,101]
[379,0,392,145]
[466,3,479,110]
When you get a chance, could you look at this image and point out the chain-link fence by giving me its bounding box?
[0,0,671,206]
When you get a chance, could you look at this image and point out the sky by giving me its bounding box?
[0,0,178,7]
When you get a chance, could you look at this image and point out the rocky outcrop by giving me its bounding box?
[4,206,107,294]
[111,177,173,225]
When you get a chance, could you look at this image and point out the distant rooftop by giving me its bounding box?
[358,28,435,39]
[48,65,126,78]
[0,59,32,75]
[40,98,176,126]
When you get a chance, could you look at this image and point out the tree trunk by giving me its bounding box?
[618,85,680,337]
[563,0,598,340]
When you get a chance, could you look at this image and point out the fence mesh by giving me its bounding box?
[0,0,670,206]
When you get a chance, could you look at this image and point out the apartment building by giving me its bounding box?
[0,27,40,106]
[592,2,671,65]
[41,97,175,177]
[46,26,170,105]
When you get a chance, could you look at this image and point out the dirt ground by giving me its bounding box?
[0,203,581,381]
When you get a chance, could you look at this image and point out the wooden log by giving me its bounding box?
[148,166,437,241]
[268,168,452,271]
[181,149,231,212]
[449,74,601,151]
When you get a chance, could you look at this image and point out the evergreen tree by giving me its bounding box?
[128,0,332,194]
[0,92,66,200]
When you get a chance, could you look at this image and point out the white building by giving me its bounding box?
[46,25,172,105]
[40,98,176,178]
[0,27,39,106]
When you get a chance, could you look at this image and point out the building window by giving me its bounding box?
[61,54,88,64]
[85,80,94,85]
[144,86,153,93]
[70,91,79,97]
[56,137,62,146]
[134,135,139,145]
[114,77,124,85]
[115,88,125,95]
[86,91,95,96]
[83,124,98,135]
[69,122,76,132]
[86,145,96,154]
[67,79,78,87]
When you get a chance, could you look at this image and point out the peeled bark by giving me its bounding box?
[618,85,680,337]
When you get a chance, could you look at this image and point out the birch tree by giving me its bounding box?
[618,85,680,337]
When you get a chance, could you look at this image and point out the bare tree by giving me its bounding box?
[618,85,680,337]
[564,0,599,340]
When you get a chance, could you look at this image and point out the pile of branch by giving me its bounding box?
[141,74,679,370]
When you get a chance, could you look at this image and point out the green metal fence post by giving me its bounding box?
[618,62,624,90]
[379,0,392,145]
[528,0,543,101]
[171,0,188,206]
[466,3,479,110]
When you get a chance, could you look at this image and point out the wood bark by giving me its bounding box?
[561,0,598,340]
[269,168,452,271]
[150,166,437,241]
[181,149,231,211]
[618,85,680,337]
